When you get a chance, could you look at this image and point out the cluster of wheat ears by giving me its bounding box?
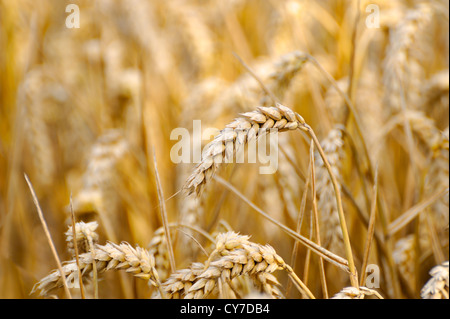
[0,0,448,299]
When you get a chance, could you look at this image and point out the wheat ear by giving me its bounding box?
[421,261,449,299]
[184,103,306,196]
[162,231,314,299]
[332,286,383,299]
[65,221,99,256]
[184,103,358,287]
[31,241,160,297]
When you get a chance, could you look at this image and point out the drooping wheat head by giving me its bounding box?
[184,103,306,196]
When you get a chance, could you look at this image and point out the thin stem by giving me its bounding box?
[86,234,98,299]
[304,126,359,288]
[232,52,280,105]
[284,264,315,299]
[309,141,329,298]
[345,0,361,124]
[69,194,85,299]
[360,165,379,286]
[387,188,449,237]
[286,142,312,297]
[213,176,350,273]
[24,174,72,299]
[306,54,373,181]
[152,150,177,274]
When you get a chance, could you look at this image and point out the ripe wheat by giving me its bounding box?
[184,103,306,196]
[421,261,449,299]
[31,242,160,297]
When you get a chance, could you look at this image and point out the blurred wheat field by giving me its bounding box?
[0,0,448,299]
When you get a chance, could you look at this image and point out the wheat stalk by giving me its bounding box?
[147,227,172,281]
[31,241,160,297]
[183,100,360,285]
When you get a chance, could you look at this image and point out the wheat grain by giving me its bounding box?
[315,127,345,254]
[31,241,160,297]
[65,221,99,256]
[393,235,416,289]
[423,127,449,237]
[421,69,449,118]
[162,231,310,299]
[421,261,449,299]
[147,226,173,281]
[160,262,205,299]
[163,244,286,299]
[332,286,383,299]
[21,67,67,188]
[184,103,306,196]
[208,51,307,121]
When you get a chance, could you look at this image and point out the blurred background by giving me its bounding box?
[0,0,448,298]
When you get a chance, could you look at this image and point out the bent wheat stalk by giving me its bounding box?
[214,175,349,272]
[184,102,358,287]
[184,103,305,196]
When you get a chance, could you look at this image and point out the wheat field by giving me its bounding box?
[0,0,448,299]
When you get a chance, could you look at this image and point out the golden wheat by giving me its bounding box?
[184,103,306,196]
[421,261,449,299]
[31,241,160,297]
[1,0,448,301]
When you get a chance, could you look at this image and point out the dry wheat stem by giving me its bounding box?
[345,0,361,118]
[306,126,359,288]
[65,221,99,256]
[69,195,85,299]
[310,140,328,298]
[87,230,99,298]
[183,99,358,286]
[153,150,177,274]
[340,132,402,296]
[183,101,355,278]
[24,173,72,299]
[171,223,216,245]
[388,187,449,237]
[286,140,312,297]
[283,263,315,299]
[360,166,379,286]
[425,213,445,265]
[213,175,350,272]
[64,220,100,298]
[305,54,373,179]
